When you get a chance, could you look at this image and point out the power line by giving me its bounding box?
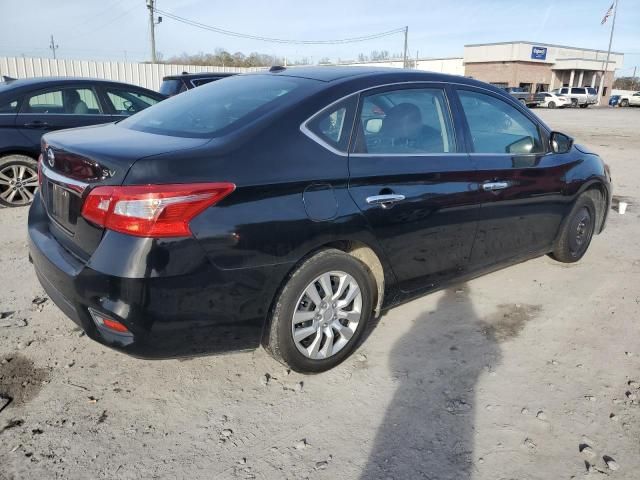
[153,7,405,45]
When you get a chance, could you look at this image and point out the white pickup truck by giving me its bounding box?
[551,87,598,108]
[618,91,640,107]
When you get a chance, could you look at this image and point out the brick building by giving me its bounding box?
[464,41,623,103]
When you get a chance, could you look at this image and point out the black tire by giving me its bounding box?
[548,101,556,109]
[549,191,600,263]
[0,154,39,207]
[571,98,579,108]
[579,104,588,109]
[266,249,375,373]
[519,99,527,106]
[620,99,629,107]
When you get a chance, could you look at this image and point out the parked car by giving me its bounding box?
[0,77,165,207]
[609,95,621,107]
[540,92,571,109]
[29,67,612,372]
[617,91,640,107]
[159,72,236,96]
[503,87,544,107]
[552,87,598,108]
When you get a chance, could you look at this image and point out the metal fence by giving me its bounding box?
[0,57,263,91]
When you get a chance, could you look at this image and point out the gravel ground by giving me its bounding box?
[0,107,639,480]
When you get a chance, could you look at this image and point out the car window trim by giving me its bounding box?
[300,93,360,157]
[301,80,549,157]
[19,85,105,115]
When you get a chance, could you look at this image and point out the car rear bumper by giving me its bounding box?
[28,193,290,359]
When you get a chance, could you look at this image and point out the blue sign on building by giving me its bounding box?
[531,46,547,60]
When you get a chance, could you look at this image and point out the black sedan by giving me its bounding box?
[159,71,236,96]
[0,77,165,207]
[28,67,611,372]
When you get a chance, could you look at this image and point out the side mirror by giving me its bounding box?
[365,118,383,134]
[550,131,573,154]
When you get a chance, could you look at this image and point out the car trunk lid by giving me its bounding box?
[40,123,210,260]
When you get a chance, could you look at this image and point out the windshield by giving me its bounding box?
[123,75,308,138]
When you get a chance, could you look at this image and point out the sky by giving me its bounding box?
[0,0,638,75]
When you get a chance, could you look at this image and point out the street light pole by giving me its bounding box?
[147,0,157,63]
[403,26,408,68]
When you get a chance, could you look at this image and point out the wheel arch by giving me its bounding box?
[578,179,610,234]
[0,150,38,161]
[260,238,390,347]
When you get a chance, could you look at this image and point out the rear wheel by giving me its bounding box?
[620,99,629,107]
[579,104,588,109]
[266,249,375,373]
[571,98,579,108]
[549,191,599,263]
[548,101,556,109]
[0,155,39,207]
[519,99,527,106]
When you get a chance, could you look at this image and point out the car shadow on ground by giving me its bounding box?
[360,284,501,480]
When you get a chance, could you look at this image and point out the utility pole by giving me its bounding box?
[402,26,408,68]
[633,65,637,90]
[49,35,59,59]
[598,0,619,105]
[147,0,157,63]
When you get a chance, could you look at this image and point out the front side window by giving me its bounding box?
[106,89,160,116]
[122,75,307,138]
[353,87,455,154]
[458,89,544,155]
[23,88,101,115]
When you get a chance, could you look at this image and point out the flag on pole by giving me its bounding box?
[601,2,614,24]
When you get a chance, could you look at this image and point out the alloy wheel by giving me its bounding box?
[0,164,39,206]
[291,271,362,360]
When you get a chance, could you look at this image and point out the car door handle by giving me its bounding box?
[23,121,49,129]
[482,181,510,191]
[366,194,406,209]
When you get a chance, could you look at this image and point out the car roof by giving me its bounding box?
[162,72,237,81]
[0,76,162,95]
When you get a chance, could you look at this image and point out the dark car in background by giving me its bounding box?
[0,77,165,207]
[29,67,611,372]
[159,72,236,96]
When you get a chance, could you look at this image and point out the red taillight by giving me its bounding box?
[81,183,235,238]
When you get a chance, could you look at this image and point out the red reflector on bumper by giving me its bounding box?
[88,308,130,334]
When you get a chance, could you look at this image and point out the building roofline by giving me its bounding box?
[463,40,623,55]
[335,57,463,65]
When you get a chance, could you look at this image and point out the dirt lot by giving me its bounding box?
[0,107,639,480]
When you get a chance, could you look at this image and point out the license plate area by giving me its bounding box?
[44,181,82,234]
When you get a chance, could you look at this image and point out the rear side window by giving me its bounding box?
[23,88,101,114]
[353,87,455,154]
[587,88,597,95]
[0,99,18,113]
[122,75,307,138]
[458,89,544,155]
[305,96,357,153]
[571,88,586,94]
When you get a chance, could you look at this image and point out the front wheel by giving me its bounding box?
[579,104,588,109]
[266,249,375,373]
[549,191,599,263]
[548,101,556,109]
[0,155,39,207]
[620,99,629,107]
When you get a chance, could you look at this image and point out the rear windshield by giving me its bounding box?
[123,75,307,138]
[159,79,185,96]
